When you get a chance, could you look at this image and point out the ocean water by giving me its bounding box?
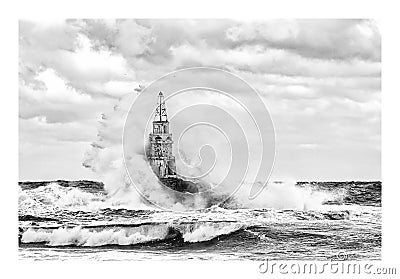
[18,181,381,261]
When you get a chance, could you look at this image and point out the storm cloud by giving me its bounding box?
[19,19,381,181]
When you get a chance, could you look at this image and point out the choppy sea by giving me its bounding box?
[18,181,381,261]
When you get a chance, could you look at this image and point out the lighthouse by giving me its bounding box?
[148,92,177,179]
[147,92,199,194]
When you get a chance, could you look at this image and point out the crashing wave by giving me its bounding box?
[20,221,244,246]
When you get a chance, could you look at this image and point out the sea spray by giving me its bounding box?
[229,181,336,210]
[81,88,336,211]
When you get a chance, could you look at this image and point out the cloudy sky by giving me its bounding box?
[19,19,381,181]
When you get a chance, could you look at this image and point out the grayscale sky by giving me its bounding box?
[19,19,381,181]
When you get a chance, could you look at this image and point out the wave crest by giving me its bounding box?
[20,221,244,247]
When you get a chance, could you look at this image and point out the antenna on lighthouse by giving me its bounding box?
[154,91,168,122]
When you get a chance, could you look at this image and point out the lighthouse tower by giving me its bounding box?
[148,92,177,178]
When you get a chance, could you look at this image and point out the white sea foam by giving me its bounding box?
[22,226,166,246]
[231,181,339,210]
[21,221,244,246]
[19,180,342,219]
[182,222,243,243]
[19,183,105,215]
